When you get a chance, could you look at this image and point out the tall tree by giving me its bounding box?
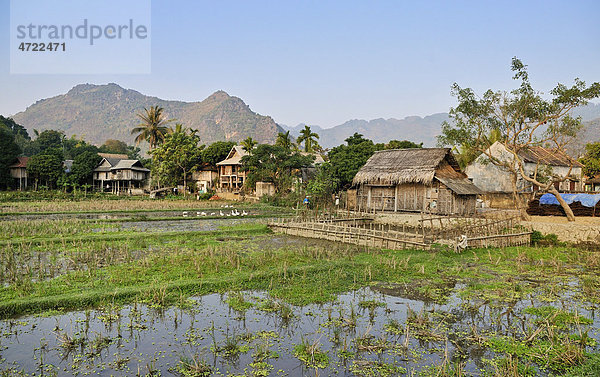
[241,137,257,153]
[131,106,174,149]
[70,150,102,185]
[328,133,381,189]
[275,131,296,151]
[0,125,22,189]
[438,57,600,221]
[101,139,129,154]
[27,148,64,189]
[150,127,202,193]
[385,140,423,150]
[241,144,314,192]
[297,126,320,153]
[202,141,236,167]
[580,142,600,178]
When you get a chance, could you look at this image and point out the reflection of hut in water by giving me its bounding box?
[351,148,482,215]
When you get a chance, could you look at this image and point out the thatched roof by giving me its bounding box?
[353,148,456,186]
[353,148,482,195]
[216,146,248,166]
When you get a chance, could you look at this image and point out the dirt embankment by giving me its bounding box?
[523,216,600,244]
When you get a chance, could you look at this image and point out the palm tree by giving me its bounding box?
[297,126,320,153]
[172,122,197,136]
[241,136,257,153]
[275,131,295,151]
[131,106,174,150]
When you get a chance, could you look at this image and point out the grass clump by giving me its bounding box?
[293,337,329,369]
[177,355,212,377]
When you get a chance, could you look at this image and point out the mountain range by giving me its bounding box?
[281,114,450,148]
[9,83,600,151]
[12,83,283,146]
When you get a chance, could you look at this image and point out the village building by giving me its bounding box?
[93,153,150,194]
[216,146,248,192]
[585,177,600,192]
[9,157,29,190]
[192,163,218,193]
[465,142,584,207]
[350,148,482,215]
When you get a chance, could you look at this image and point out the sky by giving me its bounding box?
[1,0,599,128]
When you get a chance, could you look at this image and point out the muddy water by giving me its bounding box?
[1,286,598,376]
[119,217,263,232]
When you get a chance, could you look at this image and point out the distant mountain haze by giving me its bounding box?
[12,83,284,146]
[280,113,450,148]
[9,83,600,151]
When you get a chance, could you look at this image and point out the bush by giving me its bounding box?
[531,230,561,246]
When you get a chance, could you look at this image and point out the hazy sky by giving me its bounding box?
[1,0,598,128]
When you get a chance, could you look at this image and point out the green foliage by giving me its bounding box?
[293,338,329,368]
[0,115,30,140]
[101,139,128,154]
[306,162,339,205]
[27,149,64,189]
[242,144,314,192]
[579,142,600,177]
[131,106,173,149]
[385,139,422,149]
[151,128,202,190]
[297,125,320,153]
[201,141,236,167]
[33,130,64,154]
[241,137,257,153]
[328,133,381,189]
[437,57,600,185]
[531,230,560,246]
[563,353,600,377]
[62,135,100,160]
[70,151,102,185]
[0,125,22,189]
[275,131,295,151]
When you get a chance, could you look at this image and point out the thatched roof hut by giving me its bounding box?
[351,148,481,215]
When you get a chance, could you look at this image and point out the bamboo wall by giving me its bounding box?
[354,182,476,215]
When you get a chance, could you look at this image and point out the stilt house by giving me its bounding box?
[352,148,482,215]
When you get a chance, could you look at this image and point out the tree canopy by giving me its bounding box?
[275,131,295,151]
[201,141,236,167]
[328,133,382,189]
[150,127,202,191]
[70,150,102,185]
[27,147,64,189]
[297,125,320,153]
[241,137,257,153]
[131,106,173,149]
[0,124,22,189]
[437,57,600,220]
[241,144,314,193]
[385,140,422,150]
[580,142,600,178]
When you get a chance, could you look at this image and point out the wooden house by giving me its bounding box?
[93,153,150,194]
[216,146,248,192]
[9,157,29,190]
[192,163,218,193]
[352,148,482,215]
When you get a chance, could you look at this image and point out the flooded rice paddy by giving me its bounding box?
[1,206,600,376]
[1,284,598,376]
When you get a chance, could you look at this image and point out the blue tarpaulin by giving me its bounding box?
[539,193,600,208]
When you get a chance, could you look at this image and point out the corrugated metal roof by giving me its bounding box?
[436,177,483,195]
[517,146,583,168]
